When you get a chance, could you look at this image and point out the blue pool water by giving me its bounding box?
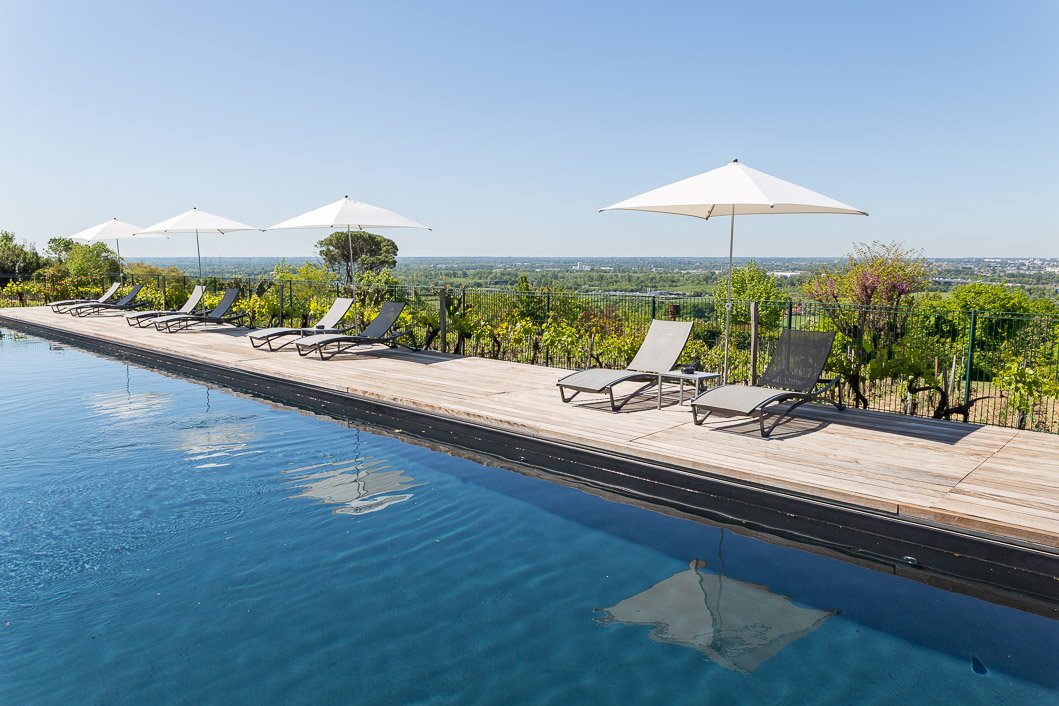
[1,329,1057,705]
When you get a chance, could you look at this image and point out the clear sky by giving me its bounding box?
[1,1,1057,259]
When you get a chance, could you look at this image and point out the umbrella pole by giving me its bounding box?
[722,206,735,385]
[347,228,354,284]
[115,239,122,284]
[347,226,356,323]
[195,229,204,312]
[195,229,203,282]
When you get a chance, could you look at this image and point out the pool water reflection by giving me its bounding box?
[1,329,1057,705]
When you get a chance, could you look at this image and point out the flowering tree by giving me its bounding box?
[805,242,931,408]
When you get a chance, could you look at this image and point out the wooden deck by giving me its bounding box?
[4,305,1059,553]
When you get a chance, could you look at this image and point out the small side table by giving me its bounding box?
[661,370,721,405]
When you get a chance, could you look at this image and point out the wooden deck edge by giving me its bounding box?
[901,503,1059,548]
[4,310,1058,610]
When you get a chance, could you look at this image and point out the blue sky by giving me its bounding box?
[1,1,1057,259]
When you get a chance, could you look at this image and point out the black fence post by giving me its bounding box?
[352,278,358,327]
[459,286,468,355]
[545,290,552,367]
[438,288,447,353]
[964,310,978,408]
[750,301,759,385]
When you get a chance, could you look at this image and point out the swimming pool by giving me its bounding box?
[1,329,1057,704]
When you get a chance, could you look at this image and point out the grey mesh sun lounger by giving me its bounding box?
[556,319,693,412]
[247,297,354,351]
[125,285,205,327]
[293,302,415,360]
[68,283,147,316]
[49,282,120,313]
[153,287,245,333]
[691,329,844,437]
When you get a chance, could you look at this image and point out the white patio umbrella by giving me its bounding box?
[601,160,867,383]
[138,208,260,281]
[267,195,430,282]
[68,218,167,283]
[68,217,169,259]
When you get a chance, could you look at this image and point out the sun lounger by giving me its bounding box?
[152,287,245,332]
[49,282,120,313]
[690,329,843,437]
[125,285,206,327]
[293,302,415,360]
[246,297,354,351]
[68,283,146,316]
[557,319,693,411]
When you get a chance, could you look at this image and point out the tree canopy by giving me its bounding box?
[317,230,398,283]
[922,282,1058,316]
[38,239,120,281]
[125,261,185,277]
[0,231,44,276]
[718,260,783,302]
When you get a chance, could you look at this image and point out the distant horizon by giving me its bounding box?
[122,254,1059,262]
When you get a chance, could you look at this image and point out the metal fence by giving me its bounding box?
[4,273,1058,433]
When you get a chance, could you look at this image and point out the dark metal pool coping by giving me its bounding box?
[3,314,1057,616]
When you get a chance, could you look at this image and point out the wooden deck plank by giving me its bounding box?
[4,305,1059,550]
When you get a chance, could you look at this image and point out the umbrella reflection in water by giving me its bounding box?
[599,536,834,674]
[285,445,419,516]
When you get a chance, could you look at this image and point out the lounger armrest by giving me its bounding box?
[812,376,841,394]
[387,327,418,350]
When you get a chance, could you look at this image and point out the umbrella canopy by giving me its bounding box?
[69,218,145,243]
[268,195,430,231]
[268,196,430,282]
[139,208,259,280]
[601,160,866,219]
[601,160,866,383]
[68,218,166,277]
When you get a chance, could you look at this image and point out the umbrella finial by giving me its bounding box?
[732,158,738,163]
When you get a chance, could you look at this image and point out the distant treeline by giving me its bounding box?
[123,256,1059,299]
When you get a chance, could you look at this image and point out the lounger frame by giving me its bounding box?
[296,328,417,360]
[292,302,416,360]
[126,286,205,327]
[556,319,693,412]
[557,372,663,412]
[49,282,121,313]
[153,288,244,333]
[691,330,844,437]
[157,311,246,333]
[691,377,844,436]
[69,284,147,317]
[248,297,355,351]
